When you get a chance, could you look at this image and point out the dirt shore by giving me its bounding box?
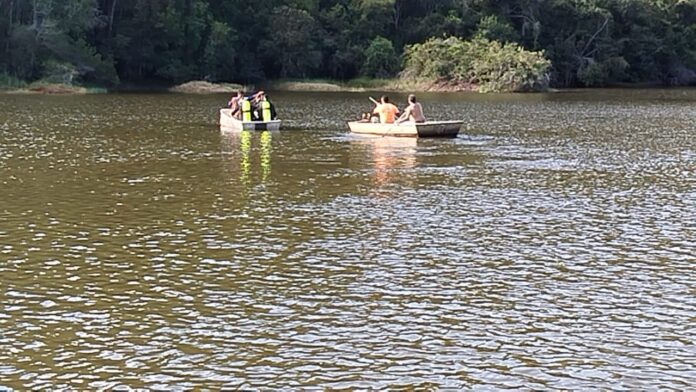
[169,81,244,93]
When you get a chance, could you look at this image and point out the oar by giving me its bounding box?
[381,124,398,137]
[369,96,379,105]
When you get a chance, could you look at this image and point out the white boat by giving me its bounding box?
[220,109,281,131]
[347,120,463,138]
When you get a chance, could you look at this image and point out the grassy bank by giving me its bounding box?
[2,83,89,94]
[265,78,398,92]
[1,74,108,94]
[0,73,27,91]
[169,81,245,93]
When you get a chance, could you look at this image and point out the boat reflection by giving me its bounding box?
[350,135,418,187]
[220,130,274,184]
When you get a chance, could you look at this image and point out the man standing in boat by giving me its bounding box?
[395,94,426,124]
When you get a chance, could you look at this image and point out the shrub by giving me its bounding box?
[402,36,551,92]
[577,56,629,87]
[41,60,79,84]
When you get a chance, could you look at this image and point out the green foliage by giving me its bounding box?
[0,73,27,90]
[361,36,399,78]
[41,60,78,84]
[402,37,551,92]
[259,6,322,78]
[0,0,695,88]
[476,15,519,43]
[202,21,237,82]
[577,57,629,86]
[471,40,552,92]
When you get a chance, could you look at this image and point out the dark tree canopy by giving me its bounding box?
[1,0,695,88]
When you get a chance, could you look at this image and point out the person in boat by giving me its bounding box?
[250,91,277,121]
[395,94,426,124]
[228,90,245,120]
[250,91,265,121]
[267,95,277,120]
[371,95,399,124]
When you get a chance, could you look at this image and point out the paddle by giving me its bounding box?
[365,97,380,124]
[381,123,402,137]
[371,97,402,135]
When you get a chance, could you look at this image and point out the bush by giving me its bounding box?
[361,36,400,78]
[577,56,629,87]
[41,60,79,84]
[402,36,551,92]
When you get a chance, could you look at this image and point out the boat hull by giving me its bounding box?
[220,109,281,131]
[347,120,462,138]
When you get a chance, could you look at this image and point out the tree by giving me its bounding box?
[1,0,695,88]
[259,6,322,78]
[475,15,518,43]
[361,36,399,77]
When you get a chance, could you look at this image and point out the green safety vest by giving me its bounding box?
[261,99,271,122]
[241,99,252,122]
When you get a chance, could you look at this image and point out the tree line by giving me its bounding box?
[1,0,695,88]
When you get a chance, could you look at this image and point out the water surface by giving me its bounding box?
[0,89,695,389]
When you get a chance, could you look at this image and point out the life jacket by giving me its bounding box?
[241,99,252,122]
[260,99,271,122]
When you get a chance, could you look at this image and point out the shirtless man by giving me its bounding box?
[370,95,400,124]
[228,90,244,119]
[395,94,426,124]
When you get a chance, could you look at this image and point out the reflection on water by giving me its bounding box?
[0,90,695,389]
[260,131,272,182]
[221,130,273,184]
[349,135,418,188]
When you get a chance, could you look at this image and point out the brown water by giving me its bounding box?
[0,90,694,389]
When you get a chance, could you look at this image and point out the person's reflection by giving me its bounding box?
[220,131,273,184]
[354,136,417,188]
[240,130,251,183]
[259,131,272,182]
[374,137,417,186]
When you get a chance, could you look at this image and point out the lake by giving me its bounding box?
[0,89,694,389]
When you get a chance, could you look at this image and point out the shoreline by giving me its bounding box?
[1,79,692,95]
[0,83,97,95]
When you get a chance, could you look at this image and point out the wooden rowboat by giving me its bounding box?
[347,120,463,138]
[220,109,281,131]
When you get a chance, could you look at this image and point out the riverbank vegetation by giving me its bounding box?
[1,1,695,93]
[402,37,551,92]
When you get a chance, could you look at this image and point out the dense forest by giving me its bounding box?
[1,0,695,89]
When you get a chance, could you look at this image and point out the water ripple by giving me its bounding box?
[0,90,694,389]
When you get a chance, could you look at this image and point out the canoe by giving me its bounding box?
[220,109,281,131]
[347,120,463,138]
